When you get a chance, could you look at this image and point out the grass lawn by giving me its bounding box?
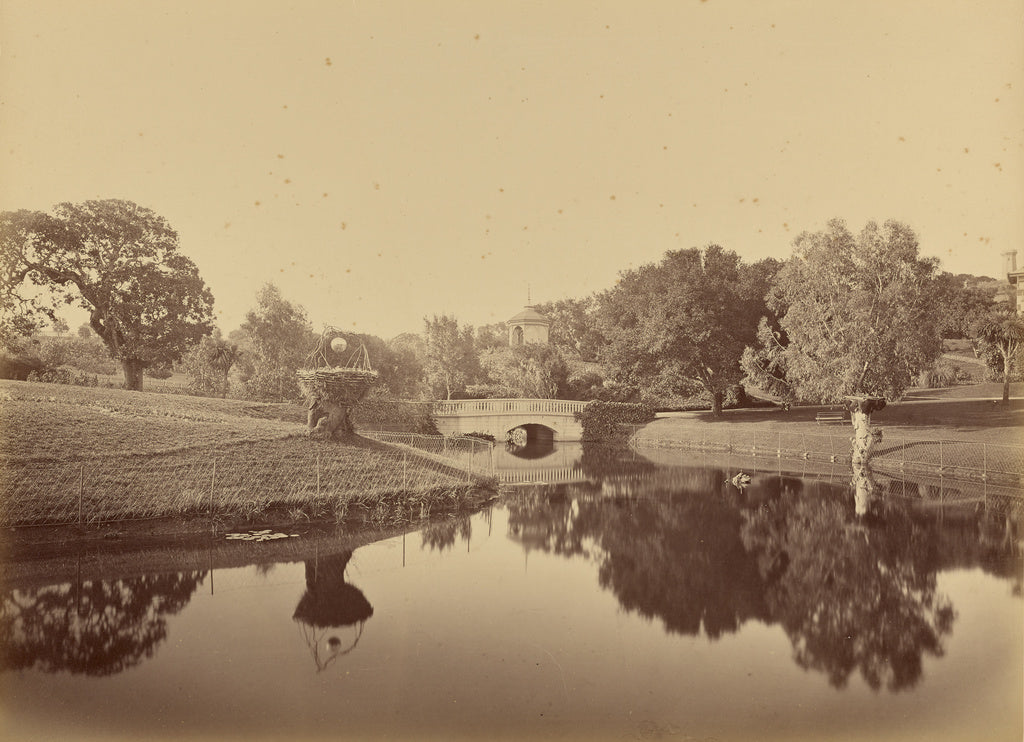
[0,380,493,529]
[638,382,1024,447]
[631,382,1024,491]
[0,380,306,461]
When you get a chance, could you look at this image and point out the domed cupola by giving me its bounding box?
[506,304,550,346]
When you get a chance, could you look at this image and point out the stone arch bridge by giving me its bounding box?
[432,398,586,443]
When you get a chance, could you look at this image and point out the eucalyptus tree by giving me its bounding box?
[742,219,942,404]
[423,314,479,400]
[237,283,313,401]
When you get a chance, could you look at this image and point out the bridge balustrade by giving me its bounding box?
[433,399,587,416]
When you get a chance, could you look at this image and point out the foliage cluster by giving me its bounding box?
[0,200,215,390]
[349,391,439,434]
[971,309,1024,403]
[34,334,119,375]
[26,367,99,387]
[181,332,243,398]
[479,343,570,399]
[573,400,656,440]
[743,219,944,403]
[233,284,312,401]
[598,246,778,415]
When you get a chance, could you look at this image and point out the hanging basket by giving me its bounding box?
[297,326,378,406]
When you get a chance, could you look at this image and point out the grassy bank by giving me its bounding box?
[0,380,495,531]
[635,383,1023,447]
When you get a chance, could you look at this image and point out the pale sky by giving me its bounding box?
[2,1,1022,339]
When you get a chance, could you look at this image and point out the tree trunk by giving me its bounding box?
[307,401,353,439]
[850,409,878,465]
[1003,353,1011,404]
[851,460,875,517]
[122,359,145,391]
[710,390,724,417]
[850,409,879,517]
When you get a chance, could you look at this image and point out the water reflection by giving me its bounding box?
[0,570,206,676]
[741,484,955,690]
[292,550,373,672]
[421,514,473,552]
[500,447,1021,692]
[1,446,1018,698]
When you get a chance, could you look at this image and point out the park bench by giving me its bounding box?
[815,409,847,425]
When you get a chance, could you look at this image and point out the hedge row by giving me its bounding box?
[350,397,440,435]
[574,400,656,440]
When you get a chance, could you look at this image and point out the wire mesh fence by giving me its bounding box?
[360,432,495,479]
[0,435,496,528]
[626,424,1024,490]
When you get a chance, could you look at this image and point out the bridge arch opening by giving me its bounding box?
[507,423,555,447]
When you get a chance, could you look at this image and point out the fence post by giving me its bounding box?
[982,443,988,481]
[209,459,217,522]
[78,464,84,525]
[403,451,408,490]
[939,441,944,473]
[316,453,321,497]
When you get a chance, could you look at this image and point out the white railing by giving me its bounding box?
[433,398,588,416]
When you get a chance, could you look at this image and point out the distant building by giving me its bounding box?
[1004,251,1024,314]
[506,305,550,346]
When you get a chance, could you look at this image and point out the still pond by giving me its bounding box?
[2,443,1022,742]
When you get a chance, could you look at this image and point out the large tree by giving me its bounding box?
[597,245,771,416]
[0,200,214,390]
[532,296,605,362]
[932,272,999,339]
[744,219,942,404]
[480,343,570,399]
[972,308,1024,404]
[236,283,312,401]
[423,314,479,400]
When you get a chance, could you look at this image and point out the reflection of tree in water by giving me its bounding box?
[0,571,206,676]
[293,550,373,672]
[507,483,600,560]
[578,444,657,480]
[420,514,472,553]
[740,486,956,691]
[505,459,1021,691]
[509,469,769,638]
[590,483,770,638]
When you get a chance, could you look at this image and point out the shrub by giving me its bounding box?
[574,400,656,440]
[463,431,496,443]
[351,393,440,434]
[145,362,174,379]
[0,352,44,380]
[26,367,99,387]
[916,360,960,389]
[462,383,515,399]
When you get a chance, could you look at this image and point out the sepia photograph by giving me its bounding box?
[1,2,1022,741]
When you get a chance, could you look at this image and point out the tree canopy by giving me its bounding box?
[597,245,773,415]
[0,200,214,390]
[423,314,479,400]
[743,219,942,403]
[236,283,313,401]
